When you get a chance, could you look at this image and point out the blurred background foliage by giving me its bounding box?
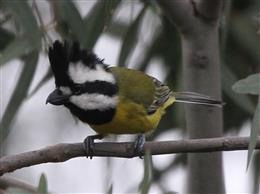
[0,0,259,193]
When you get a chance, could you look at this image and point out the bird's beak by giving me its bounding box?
[46,88,70,105]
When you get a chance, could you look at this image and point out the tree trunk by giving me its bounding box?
[157,0,225,193]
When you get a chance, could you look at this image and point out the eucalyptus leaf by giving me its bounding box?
[37,173,48,194]
[0,38,33,66]
[54,0,84,41]
[0,1,41,66]
[28,67,53,98]
[252,151,260,193]
[230,15,260,66]
[232,73,260,95]
[247,95,260,169]
[83,0,121,49]
[0,27,14,51]
[2,0,41,48]
[6,188,31,194]
[222,64,255,114]
[106,21,129,39]
[107,184,113,194]
[139,151,152,194]
[0,51,39,144]
[118,6,146,67]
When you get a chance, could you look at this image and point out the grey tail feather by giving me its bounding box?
[172,92,225,107]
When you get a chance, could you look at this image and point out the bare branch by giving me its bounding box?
[156,0,223,34]
[155,0,195,34]
[0,137,259,176]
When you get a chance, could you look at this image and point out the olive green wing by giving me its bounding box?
[146,76,173,114]
[110,67,172,114]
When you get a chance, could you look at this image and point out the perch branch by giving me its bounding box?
[0,136,259,176]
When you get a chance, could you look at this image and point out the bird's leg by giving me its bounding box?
[84,134,104,159]
[134,134,145,158]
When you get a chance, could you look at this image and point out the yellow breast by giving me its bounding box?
[90,96,175,135]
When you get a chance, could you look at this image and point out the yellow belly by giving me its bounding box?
[90,96,175,135]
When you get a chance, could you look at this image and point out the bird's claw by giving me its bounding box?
[83,134,104,159]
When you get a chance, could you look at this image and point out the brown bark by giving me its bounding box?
[0,137,258,177]
[156,0,225,193]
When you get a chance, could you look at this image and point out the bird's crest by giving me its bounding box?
[48,40,104,87]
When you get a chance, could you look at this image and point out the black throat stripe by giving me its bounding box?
[72,80,118,96]
[65,103,116,125]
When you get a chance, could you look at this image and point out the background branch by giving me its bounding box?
[0,137,259,176]
[157,0,225,192]
[156,0,195,34]
[194,0,223,21]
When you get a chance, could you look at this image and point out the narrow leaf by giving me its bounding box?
[247,95,260,169]
[6,188,31,194]
[118,6,146,67]
[54,0,84,41]
[0,27,14,51]
[230,15,260,66]
[106,21,129,39]
[37,173,48,194]
[0,52,39,142]
[107,184,113,194]
[83,0,121,49]
[252,151,260,193]
[139,151,152,194]
[2,0,41,47]
[222,64,255,114]
[0,38,33,66]
[0,1,41,65]
[28,67,53,98]
[232,73,260,95]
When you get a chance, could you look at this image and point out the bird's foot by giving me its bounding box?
[134,134,145,158]
[83,134,104,159]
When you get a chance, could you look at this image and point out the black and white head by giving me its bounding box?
[46,40,118,125]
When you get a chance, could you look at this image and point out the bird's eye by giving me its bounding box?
[73,84,83,95]
[57,89,63,95]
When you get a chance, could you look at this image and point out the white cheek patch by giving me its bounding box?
[68,62,115,84]
[60,86,72,95]
[70,93,118,111]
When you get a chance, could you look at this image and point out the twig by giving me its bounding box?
[0,137,259,176]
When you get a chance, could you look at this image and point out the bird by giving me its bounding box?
[46,40,223,157]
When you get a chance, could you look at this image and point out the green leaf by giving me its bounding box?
[117,6,146,67]
[54,0,84,41]
[0,51,39,143]
[107,184,113,194]
[106,21,129,39]
[83,0,121,49]
[232,73,260,95]
[37,173,48,194]
[2,0,41,47]
[0,27,14,51]
[139,151,152,194]
[6,188,31,194]
[0,1,41,65]
[0,38,34,66]
[247,95,260,169]
[230,15,260,66]
[222,64,255,114]
[28,67,53,98]
[252,151,260,193]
